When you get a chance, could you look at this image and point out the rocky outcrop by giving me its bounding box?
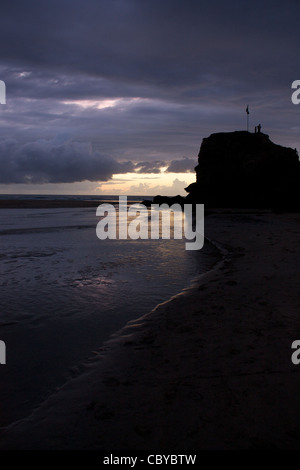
[185,131,300,209]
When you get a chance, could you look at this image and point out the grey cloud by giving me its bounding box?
[165,158,197,173]
[0,134,198,184]
[134,161,164,174]
[128,177,190,197]
[0,0,298,99]
[1,95,206,163]
[0,138,134,184]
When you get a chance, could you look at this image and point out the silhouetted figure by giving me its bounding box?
[257,123,261,133]
[255,126,257,133]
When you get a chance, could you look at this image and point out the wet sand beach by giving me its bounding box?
[1,209,300,450]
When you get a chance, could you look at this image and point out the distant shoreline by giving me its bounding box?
[0,199,105,209]
[0,198,277,213]
[0,195,153,209]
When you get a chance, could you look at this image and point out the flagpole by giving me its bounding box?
[246,105,249,132]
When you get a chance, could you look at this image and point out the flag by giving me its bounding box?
[246,105,249,114]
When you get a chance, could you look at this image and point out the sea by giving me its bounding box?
[0,194,219,428]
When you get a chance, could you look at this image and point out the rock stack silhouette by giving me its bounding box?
[185,131,300,209]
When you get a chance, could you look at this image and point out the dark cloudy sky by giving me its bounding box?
[0,0,299,195]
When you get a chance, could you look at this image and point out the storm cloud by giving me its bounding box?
[134,161,165,174]
[0,136,195,184]
[0,0,297,93]
[0,138,134,184]
[165,158,196,173]
[0,0,299,190]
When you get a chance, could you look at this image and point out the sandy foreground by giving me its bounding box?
[1,209,300,450]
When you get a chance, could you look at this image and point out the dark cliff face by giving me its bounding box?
[185,131,300,208]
